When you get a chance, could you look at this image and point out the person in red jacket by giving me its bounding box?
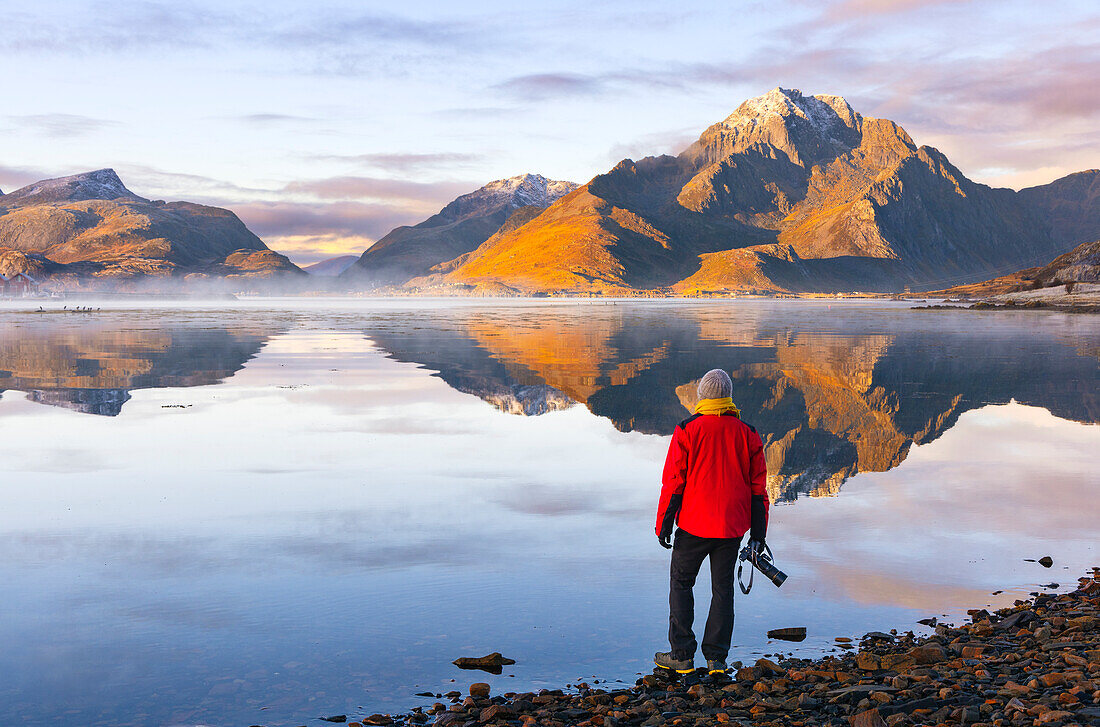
[654,368,769,675]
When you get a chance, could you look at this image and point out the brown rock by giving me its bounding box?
[1037,710,1074,724]
[755,658,784,675]
[479,705,517,723]
[736,667,760,682]
[847,707,887,727]
[880,654,915,671]
[767,627,807,642]
[364,716,393,726]
[909,645,947,663]
[959,645,985,659]
[454,653,516,670]
[470,683,491,698]
[1038,673,1066,688]
[856,653,880,671]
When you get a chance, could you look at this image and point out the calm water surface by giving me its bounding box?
[0,299,1097,727]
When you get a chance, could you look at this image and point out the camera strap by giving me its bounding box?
[737,546,755,594]
[737,558,754,594]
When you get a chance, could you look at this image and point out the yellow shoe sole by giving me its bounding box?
[708,668,728,675]
[655,661,695,674]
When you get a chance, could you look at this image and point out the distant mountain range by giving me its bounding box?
[0,169,302,287]
[403,88,1097,295]
[3,89,1097,294]
[303,255,359,276]
[340,173,578,287]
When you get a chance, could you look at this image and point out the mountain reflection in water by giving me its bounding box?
[0,318,285,416]
[364,306,1099,500]
[0,300,1097,727]
[1,303,1096,501]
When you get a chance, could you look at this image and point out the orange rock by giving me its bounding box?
[1038,672,1066,688]
[847,707,887,727]
[1037,710,1074,724]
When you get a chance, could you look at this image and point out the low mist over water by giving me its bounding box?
[0,299,1096,727]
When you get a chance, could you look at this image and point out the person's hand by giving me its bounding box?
[658,532,673,549]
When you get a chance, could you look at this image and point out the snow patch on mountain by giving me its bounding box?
[479,173,579,208]
[439,173,578,221]
[1,168,143,204]
[723,87,861,141]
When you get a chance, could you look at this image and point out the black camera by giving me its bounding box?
[737,540,787,593]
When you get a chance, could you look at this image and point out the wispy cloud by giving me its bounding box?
[0,164,54,193]
[283,176,474,203]
[825,0,980,20]
[312,152,484,174]
[235,113,317,126]
[492,73,603,101]
[6,113,119,138]
[0,3,494,76]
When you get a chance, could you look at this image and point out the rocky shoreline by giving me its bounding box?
[330,571,1099,727]
[912,302,1100,314]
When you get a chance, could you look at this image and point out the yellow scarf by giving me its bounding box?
[694,397,740,417]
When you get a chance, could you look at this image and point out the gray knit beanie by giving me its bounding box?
[697,368,733,399]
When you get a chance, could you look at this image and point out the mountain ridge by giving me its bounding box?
[407,87,1094,296]
[341,173,578,287]
[0,168,303,285]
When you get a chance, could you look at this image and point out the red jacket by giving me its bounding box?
[655,412,769,539]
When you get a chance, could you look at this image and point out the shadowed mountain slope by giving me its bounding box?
[342,174,577,288]
[931,239,1100,296]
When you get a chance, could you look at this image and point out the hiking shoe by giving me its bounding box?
[706,658,728,675]
[654,651,694,673]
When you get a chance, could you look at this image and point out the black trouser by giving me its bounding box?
[669,528,742,661]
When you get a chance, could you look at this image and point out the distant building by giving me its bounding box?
[0,272,40,297]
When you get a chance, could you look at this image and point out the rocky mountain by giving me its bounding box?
[341,173,578,287]
[414,88,1094,295]
[0,169,303,284]
[931,239,1100,296]
[303,255,359,276]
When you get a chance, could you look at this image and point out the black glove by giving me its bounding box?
[658,494,681,550]
[750,494,767,546]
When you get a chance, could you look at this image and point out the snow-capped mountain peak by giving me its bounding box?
[439,173,578,221]
[480,173,579,207]
[1,168,145,205]
[723,87,861,137]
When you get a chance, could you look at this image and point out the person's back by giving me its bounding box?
[653,368,769,674]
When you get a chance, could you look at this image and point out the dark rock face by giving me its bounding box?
[436,88,1096,294]
[0,169,302,282]
[342,174,577,288]
[1019,170,1100,247]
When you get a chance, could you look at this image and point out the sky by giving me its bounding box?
[1,0,1098,265]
